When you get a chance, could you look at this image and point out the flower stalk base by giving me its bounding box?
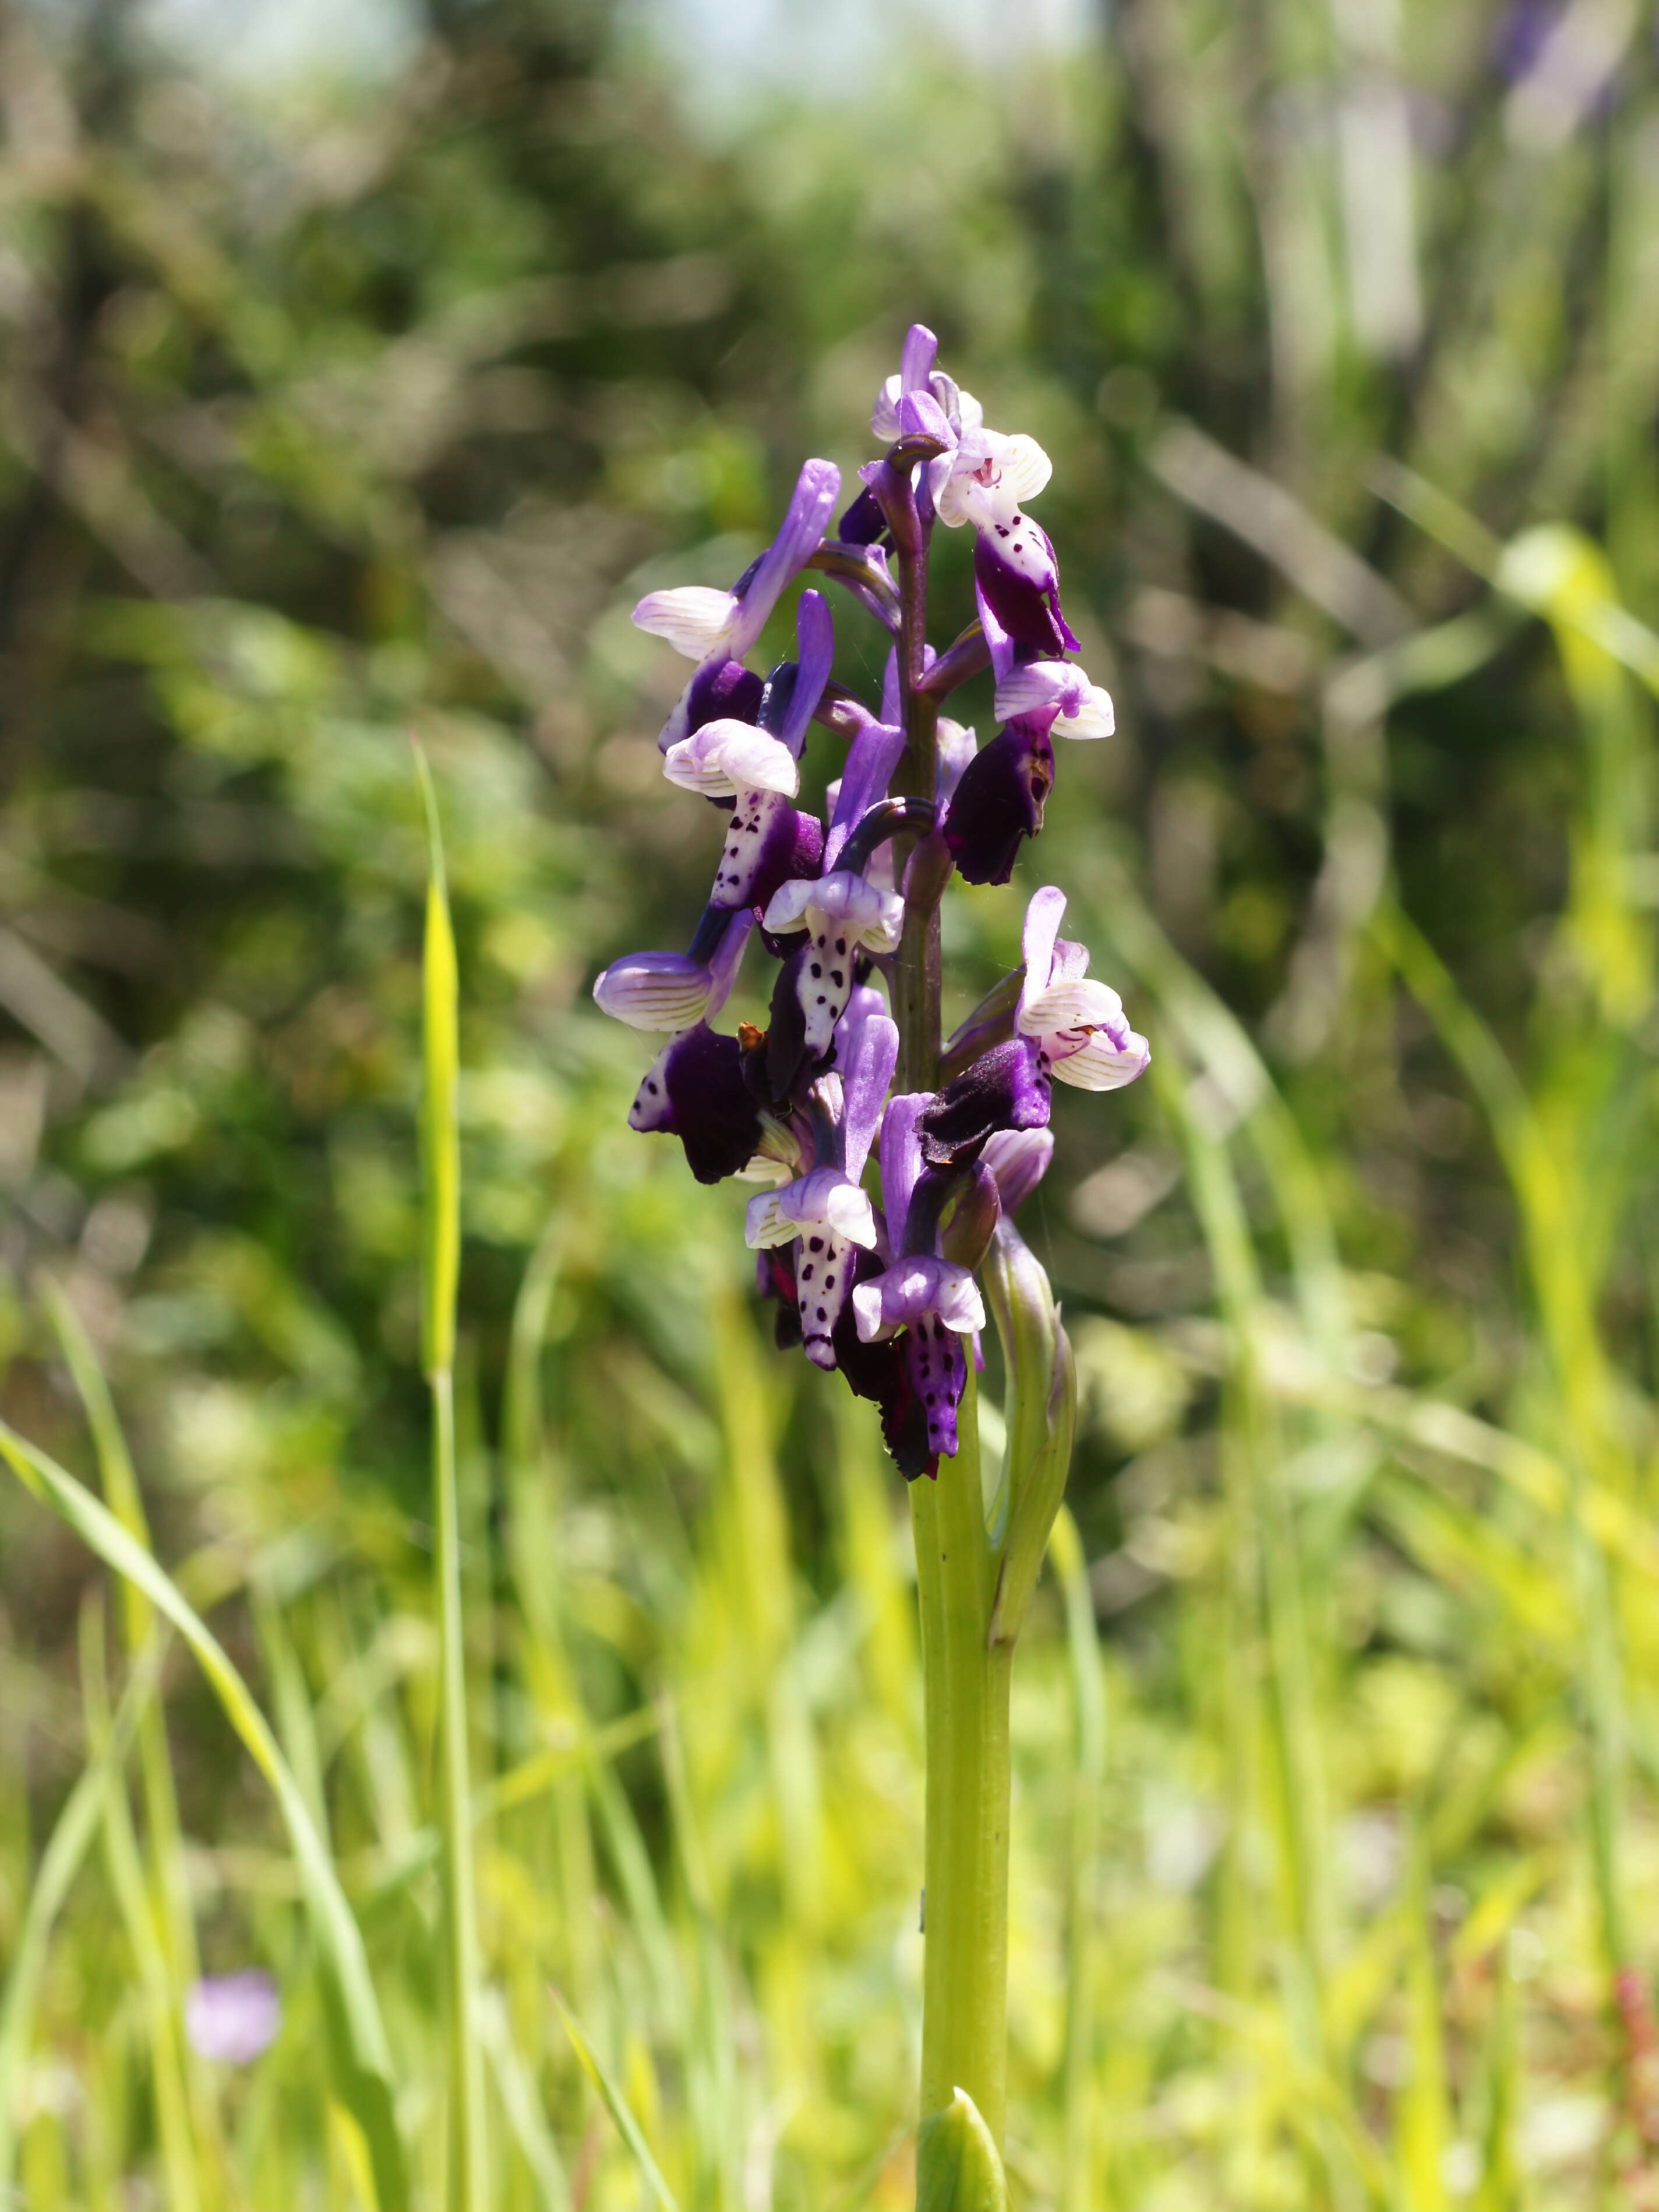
[912,1360,1014,2153]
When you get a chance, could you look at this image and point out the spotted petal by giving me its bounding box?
[763,870,903,950]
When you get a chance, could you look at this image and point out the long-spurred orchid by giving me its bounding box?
[683,591,834,915]
[761,712,906,1078]
[1017,884,1149,1091]
[916,885,1146,1163]
[603,910,765,1184]
[851,1093,987,1469]
[993,656,1114,739]
[594,326,1153,2175]
[745,1010,898,1368]
[634,457,841,752]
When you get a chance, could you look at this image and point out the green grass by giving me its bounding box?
[9,3,1659,2205]
[6,528,1659,2205]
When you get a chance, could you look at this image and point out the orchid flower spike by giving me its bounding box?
[636,458,841,750]
[594,322,1152,1491]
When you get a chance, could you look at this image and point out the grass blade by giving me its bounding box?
[0,1634,166,2190]
[414,746,488,2212]
[77,1594,200,2212]
[0,1418,408,2212]
[550,1985,682,2212]
[1050,1505,1106,2212]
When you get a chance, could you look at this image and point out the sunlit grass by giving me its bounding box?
[6,521,1659,2206]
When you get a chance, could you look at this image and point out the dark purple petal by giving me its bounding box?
[903,1310,968,1462]
[972,522,1079,680]
[685,657,765,735]
[766,943,817,1098]
[915,1038,1051,1167]
[629,1024,763,1185]
[836,488,887,546]
[833,1253,936,1481]
[942,719,1055,885]
[708,791,824,913]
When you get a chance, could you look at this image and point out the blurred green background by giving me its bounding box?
[5,0,1659,2204]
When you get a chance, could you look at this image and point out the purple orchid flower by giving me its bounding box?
[973,518,1081,687]
[760,712,906,1075]
[635,458,841,752]
[917,886,1148,1162]
[1016,885,1150,1091]
[612,909,770,1184]
[689,591,833,916]
[994,657,1113,739]
[851,1093,987,1467]
[941,658,1109,886]
[942,715,1056,887]
[870,323,962,444]
[746,1010,898,1368]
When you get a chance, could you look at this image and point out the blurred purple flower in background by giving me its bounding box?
[185,1970,281,2064]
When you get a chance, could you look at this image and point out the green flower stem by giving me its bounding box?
[894,528,942,1094]
[910,1361,1012,2146]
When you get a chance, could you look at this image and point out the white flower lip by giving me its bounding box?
[663,719,800,800]
[935,431,1053,531]
[850,1257,986,1342]
[763,870,904,950]
[1049,1026,1151,1091]
[1019,977,1127,1037]
[994,659,1115,739]
[744,1170,878,1251]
